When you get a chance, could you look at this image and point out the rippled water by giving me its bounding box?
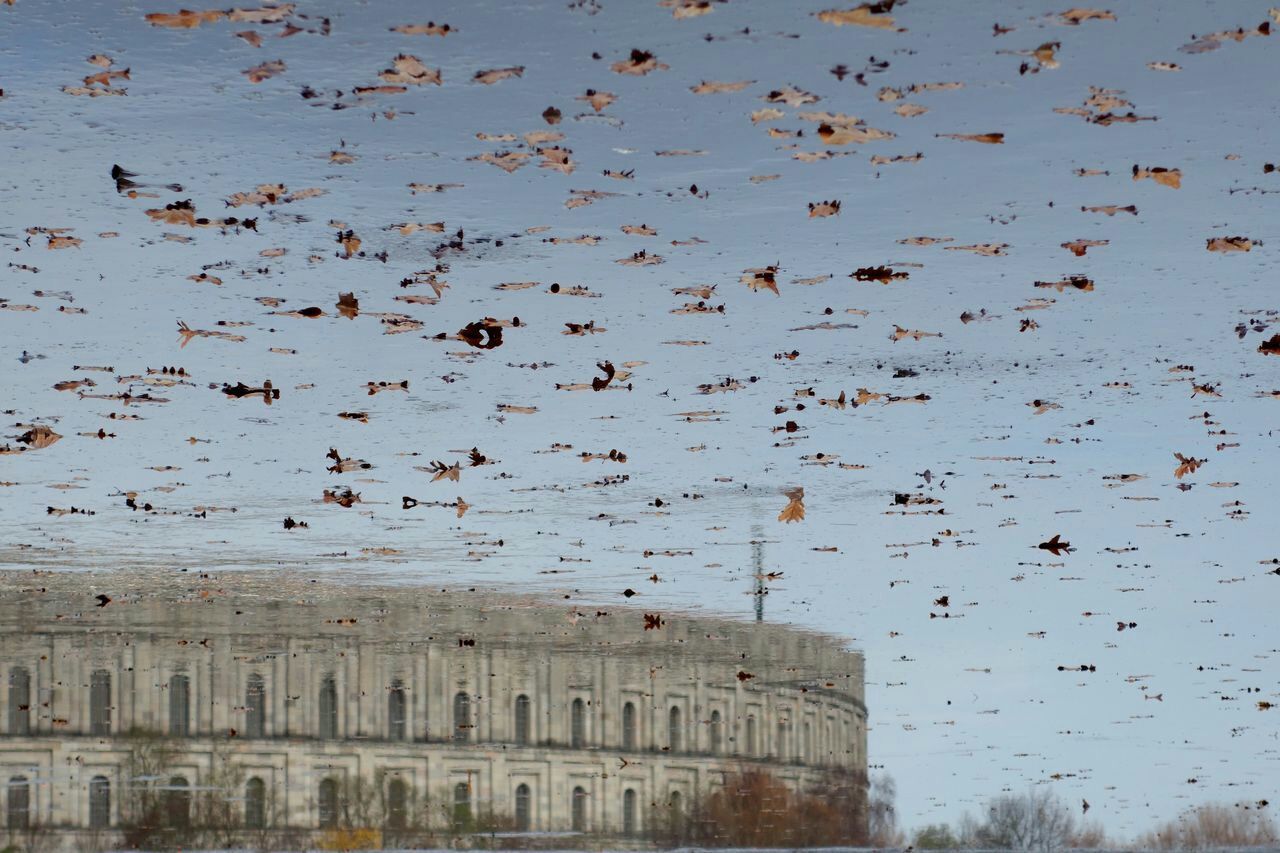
[1,0,1278,849]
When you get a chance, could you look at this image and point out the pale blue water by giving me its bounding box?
[1,0,1277,842]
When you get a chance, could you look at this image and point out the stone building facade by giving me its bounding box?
[0,572,867,847]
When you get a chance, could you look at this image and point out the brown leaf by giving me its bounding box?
[778,487,805,523]
[816,4,898,29]
[474,66,524,85]
[242,60,285,83]
[145,10,227,28]
[937,132,1005,144]
[1206,236,1253,253]
[1133,164,1181,188]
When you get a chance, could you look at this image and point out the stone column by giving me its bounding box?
[414,649,428,741]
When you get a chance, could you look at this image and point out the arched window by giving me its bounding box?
[570,698,586,748]
[90,669,111,735]
[451,782,471,830]
[709,710,723,754]
[166,776,190,828]
[318,777,339,828]
[745,715,757,756]
[452,692,470,743]
[244,777,266,829]
[318,675,338,739]
[6,776,29,829]
[667,790,683,842]
[571,786,588,832]
[622,788,638,836]
[668,705,682,752]
[388,680,407,741]
[169,674,190,737]
[245,674,266,738]
[514,694,531,745]
[386,778,408,830]
[776,720,787,761]
[7,667,30,735]
[621,701,636,751]
[803,720,812,762]
[89,776,111,828]
[514,783,531,831]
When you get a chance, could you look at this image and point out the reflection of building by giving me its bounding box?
[0,572,866,848]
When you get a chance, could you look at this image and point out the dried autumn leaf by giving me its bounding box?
[145,9,226,28]
[62,86,127,97]
[391,21,454,36]
[469,151,531,173]
[778,487,805,523]
[616,250,663,266]
[611,49,668,76]
[945,243,1009,256]
[818,123,895,144]
[226,183,287,207]
[816,3,898,29]
[18,425,62,450]
[1132,164,1181,188]
[243,60,285,83]
[337,292,359,319]
[1173,452,1206,479]
[337,230,361,257]
[891,325,942,342]
[1062,239,1108,256]
[474,66,524,84]
[1060,8,1115,25]
[83,68,130,87]
[764,86,819,107]
[661,0,715,18]
[408,182,463,194]
[393,221,446,236]
[381,54,441,86]
[1035,276,1094,292]
[751,108,785,124]
[691,80,754,94]
[808,200,841,218]
[1081,204,1137,216]
[228,4,295,23]
[871,152,923,165]
[898,236,953,246]
[937,132,1005,144]
[1206,236,1253,253]
[741,267,780,295]
[577,90,616,112]
[852,265,908,283]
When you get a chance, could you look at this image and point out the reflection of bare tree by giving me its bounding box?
[651,767,873,847]
[117,731,174,850]
[958,788,1077,851]
[434,782,516,845]
[1136,802,1278,850]
[3,817,58,853]
[115,731,247,851]
[306,773,446,850]
[867,771,900,845]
